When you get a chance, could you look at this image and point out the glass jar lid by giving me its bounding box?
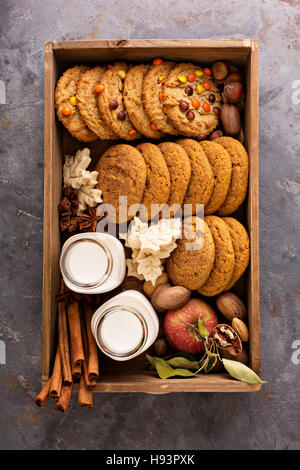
[97,305,148,358]
[60,237,112,288]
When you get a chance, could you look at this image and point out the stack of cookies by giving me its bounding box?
[54,60,222,141]
[94,137,250,295]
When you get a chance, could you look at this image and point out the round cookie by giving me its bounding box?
[55,66,98,142]
[158,142,191,209]
[166,217,215,290]
[176,138,214,215]
[98,63,141,141]
[142,61,179,135]
[163,63,222,137]
[96,144,147,224]
[136,143,171,220]
[199,141,232,215]
[123,64,163,139]
[76,66,118,140]
[198,216,235,297]
[214,137,249,215]
[222,217,250,290]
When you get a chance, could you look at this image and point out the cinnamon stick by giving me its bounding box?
[84,302,99,382]
[58,301,72,385]
[34,378,51,408]
[50,346,62,399]
[54,384,72,413]
[67,301,84,368]
[78,371,93,408]
[72,362,82,382]
[80,309,96,390]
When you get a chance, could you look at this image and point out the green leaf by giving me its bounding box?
[205,356,217,373]
[166,357,199,370]
[146,354,195,379]
[198,318,209,339]
[222,359,266,385]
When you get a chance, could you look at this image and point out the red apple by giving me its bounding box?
[164,298,219,354]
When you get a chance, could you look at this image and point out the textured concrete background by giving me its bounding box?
[0,0,299,450]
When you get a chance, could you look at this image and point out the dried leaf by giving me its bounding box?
[222,359,266,385]
[166,357,199,370]
[205,356,217,373]
[146,354,195,379]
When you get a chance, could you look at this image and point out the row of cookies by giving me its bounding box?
[166,215,250,296]
[95,137,249,222]
[54,60,222,142]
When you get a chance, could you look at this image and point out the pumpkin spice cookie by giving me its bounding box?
[55,65,98,142]
[136,143,170,220]
[96,144,146,224]
[158,142,191,208]
[176,138,214,215]
[198,216,235,297]
[199,140,232,215]
[163,63,222,138]
[214,137,249,216]
[222,217,250,290]
[76,66,118,140]
[98,63,141,141]
[167,217,215,290]
[142,60,179,135]
[123,64,164,139]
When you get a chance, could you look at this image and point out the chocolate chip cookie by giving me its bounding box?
[55,66,98,142]
[98,63,141,141]
[163,63,222,137]
[123,64,163,139]
[76,66,118,140]
[142,61,179,135]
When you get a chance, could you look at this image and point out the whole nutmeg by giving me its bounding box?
[153,338,167,357]
[151,284,191,312]
[224,71,243,85]
[232,318,249,342]
[209,130,223,141]
[216,292,247,321]
[221,347,248,365]
[220,104,241,135]
[212,61,230,81]
[143,272,169,298]
[224,82,244,103]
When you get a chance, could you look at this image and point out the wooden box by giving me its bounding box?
[43,39,260,393]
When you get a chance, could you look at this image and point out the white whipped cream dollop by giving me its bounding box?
[63,148,102,214]
[125,217,181,285]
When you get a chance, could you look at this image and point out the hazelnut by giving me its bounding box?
[153,338,167,357]
[117,276,144,294]
[209,130,223,141]
[224,71,244,85]
[216,292,247,321]
[220,104,241,135]
[143,272,169,297]
[224,82,244,103]
[212,61,230,81]
[232,318,249,342]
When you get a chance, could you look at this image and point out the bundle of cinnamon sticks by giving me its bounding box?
[35,291,99,412]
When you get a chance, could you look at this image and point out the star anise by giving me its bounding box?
[58,187,79,232]
[77,205,105,232]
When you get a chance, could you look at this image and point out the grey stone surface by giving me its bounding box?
[0,0,299,450]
